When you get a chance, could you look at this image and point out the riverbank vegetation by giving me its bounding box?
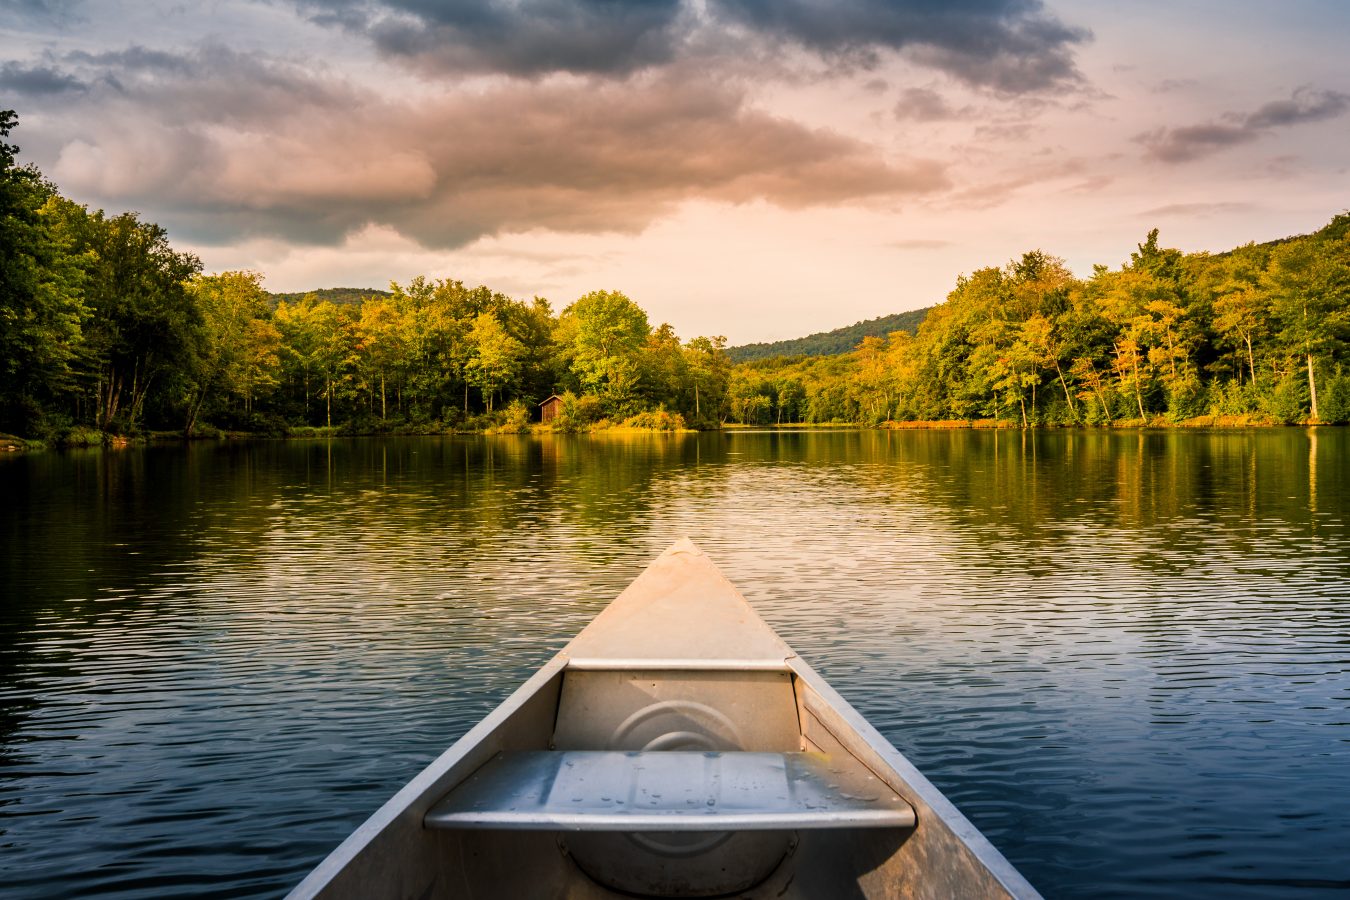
[725,221,1350,427]
[0,112,731,443]
[3,108,1348,445]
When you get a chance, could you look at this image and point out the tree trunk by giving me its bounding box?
[694,383,700,419]
[1245,335,1256,386]
[1054,360,1078,419]
[1132,358,1145,419]
[185,387,207,436]
[380,373,387,421]
[1307,352,1319,422]
[326,376,332,428]
[101,369,122,430]
[128,370,152,429]
[1018,395,1028,429]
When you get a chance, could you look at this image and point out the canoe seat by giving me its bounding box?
[424,751,916,831]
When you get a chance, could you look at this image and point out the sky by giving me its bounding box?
[2,0,1348,344]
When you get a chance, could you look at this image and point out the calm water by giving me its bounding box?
[2,430,1349,899]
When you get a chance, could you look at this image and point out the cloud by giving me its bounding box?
[292,0,689,77]
[38,45,947,248]
[0,0,79,18]
[946,157,1087,209]
[1136,201,1256,218]
[1151,78,1196,94]
[1245,89,1349,129]
[0,61,87,95]
[893,86,966,121]
[710,0,1090,93]
[289,0,1089,92]
[1139,87,1349,163]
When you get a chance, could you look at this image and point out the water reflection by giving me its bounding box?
[1,430,1348,898]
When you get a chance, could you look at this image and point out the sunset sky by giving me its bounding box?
[3,0,1348,343]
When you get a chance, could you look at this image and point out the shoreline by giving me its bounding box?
[4,416,1338,454]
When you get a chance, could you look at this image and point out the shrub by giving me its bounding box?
[564,392,605,424]
[1209,381,1261,416]
[1262,374,1308,424]
[58,425,105,447]
[1319,368,1350,424]
[621,410,687,431]
[1164,375,1206,422]
[487,400,532,434]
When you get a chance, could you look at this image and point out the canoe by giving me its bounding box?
[288,540,1041,899]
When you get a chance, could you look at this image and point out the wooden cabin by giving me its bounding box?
[539,395,563,423]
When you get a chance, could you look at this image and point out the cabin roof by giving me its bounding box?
[538,395,563,407]
[563,539,794,668]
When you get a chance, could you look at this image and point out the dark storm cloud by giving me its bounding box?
[289,0,1089,92]
[0,60,86,95]
[39,45,947,248]
[294,0,688,76]
[711,0,1089,92]
[1139,87,1349,163]
[0,0,79,18]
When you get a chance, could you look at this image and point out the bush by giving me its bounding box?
[546,391,603,432]
[621,410,687,431]
[58,425,105,447]
[1262,374,1308,424]
[487,401,531,434]
[1319,368,1350,424]
[1209,381,1261,416]
[1164,375,1206,422]
[564,392,605,425]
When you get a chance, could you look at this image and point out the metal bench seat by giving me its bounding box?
[424,750,917,831]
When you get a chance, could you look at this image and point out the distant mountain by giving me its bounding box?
[728,307,932,363]
[267,287,392,306]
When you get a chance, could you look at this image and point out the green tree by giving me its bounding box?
[684,335,730,423]
[1264,234,1350,422]
[559,290,650,414]
[354,297,407,422]
[0,112,90,432]
[466,312,525,413]
[183,271,279,433]
[71,209,202,431]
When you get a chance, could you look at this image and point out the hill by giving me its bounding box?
[728,307,932,363]
[267,287,392,306]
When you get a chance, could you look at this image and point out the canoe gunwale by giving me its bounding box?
[284,655,569,900]
[787,655,1042,900]
[287,540,1044,900]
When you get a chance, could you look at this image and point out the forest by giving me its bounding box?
[728,221,1350,427]
[3,107,1349,444]
[728,308,930,362]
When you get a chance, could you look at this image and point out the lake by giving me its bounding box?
[2,429,1348,898]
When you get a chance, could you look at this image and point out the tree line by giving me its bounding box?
[0,111,733,440]
[728,307,930,363]
[727,221,1350,426]
[4,106,1348,441]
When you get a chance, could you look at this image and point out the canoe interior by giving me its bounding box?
[292,661,1032,900]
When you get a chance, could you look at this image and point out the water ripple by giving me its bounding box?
[1,430,1348,898]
